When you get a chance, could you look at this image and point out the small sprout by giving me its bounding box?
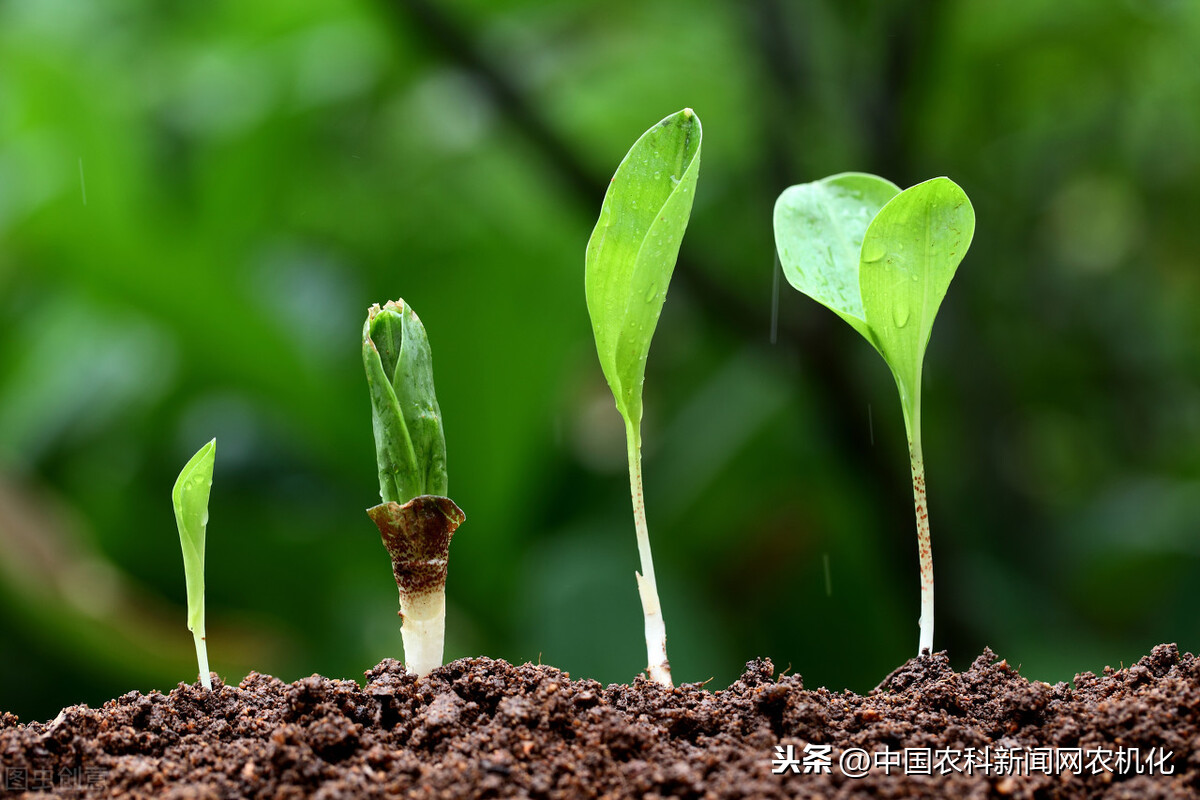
[363,299,464,678]
[774,174,975,655]
[585,108,702,686]
[172,438,216,690]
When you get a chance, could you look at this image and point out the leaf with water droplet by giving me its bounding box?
[585,109,701,687]
[585,108,702,430]
[859,176,975,423]
[773,172,899,343]
[773,173,975,657]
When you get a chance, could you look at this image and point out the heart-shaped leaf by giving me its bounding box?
[773,172,900,344]
[772,172,975,657]
[586,108,702,431]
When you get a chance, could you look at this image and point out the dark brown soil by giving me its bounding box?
[2,645,1197,798]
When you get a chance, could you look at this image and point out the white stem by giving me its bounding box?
[193,632,212,690]
[400,588,446,678]
[627,426,672,687]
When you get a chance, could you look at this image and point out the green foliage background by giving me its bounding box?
[2,0,1199,722]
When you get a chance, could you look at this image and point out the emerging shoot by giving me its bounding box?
[585,108,702,686]
[172,438,216,690]
[773,174,975,655]
[363,299,464,678]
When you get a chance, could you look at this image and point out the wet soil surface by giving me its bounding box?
[2,645,1197,798]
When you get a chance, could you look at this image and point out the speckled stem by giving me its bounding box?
[910,440,934,656]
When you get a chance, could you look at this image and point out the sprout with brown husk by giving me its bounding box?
[363,299,464,678]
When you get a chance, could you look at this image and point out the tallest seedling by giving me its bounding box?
[773,174,974,655]
[585,108,702,686]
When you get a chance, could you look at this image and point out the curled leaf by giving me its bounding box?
[172,439,215,640]
[859,177,976,406]
[585,108,702,428]
[363,300,448,504]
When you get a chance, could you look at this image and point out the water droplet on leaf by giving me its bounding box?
[862,241,885,263]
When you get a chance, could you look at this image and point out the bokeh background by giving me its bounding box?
[3,0,1199,723]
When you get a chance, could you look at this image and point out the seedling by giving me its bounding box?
[585,108,702,686]
[363,299,465,678]
[773,174,974,655]
[172,438,216,690]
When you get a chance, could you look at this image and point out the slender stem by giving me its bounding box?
[897,372,933,656]
[625,421,672,686]
[909,436,934,655]
[193,632,211,690]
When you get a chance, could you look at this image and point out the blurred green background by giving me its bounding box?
[3,0,1199,723]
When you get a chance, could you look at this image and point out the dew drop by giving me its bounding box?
[861,240,885,263]
[645,283,658,302]
[893,303,911,328]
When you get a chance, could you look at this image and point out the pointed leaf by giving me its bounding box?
[773,172,900,342]
[585,108,702,428]
[859,177,975,408]
[172,439,215,637]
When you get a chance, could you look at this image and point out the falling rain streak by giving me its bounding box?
[770,252,781,345]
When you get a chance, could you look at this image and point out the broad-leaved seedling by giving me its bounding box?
[774,174,975,655]
[172,438,216,690]
[585,108,702,686]
[363,299,465,677]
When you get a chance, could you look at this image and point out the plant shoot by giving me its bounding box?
[172,438,216,690]
[585,108,702,686]
[774,174,975,655]
[363,299,464,677]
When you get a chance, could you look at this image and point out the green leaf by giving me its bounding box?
[363,299,448,504]
[859,177,975,422]
[585,108,702,429]
[172,439,215,638]
[773,172,900,343]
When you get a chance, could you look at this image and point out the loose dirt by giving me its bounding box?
[2,645,1196,798]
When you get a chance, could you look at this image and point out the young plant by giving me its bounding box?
[363,298,465,678]
[773,174,975,655]
[585,108,702,686]
[172,438,216,690]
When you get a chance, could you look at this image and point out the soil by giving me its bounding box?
[2,645,1197,799]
